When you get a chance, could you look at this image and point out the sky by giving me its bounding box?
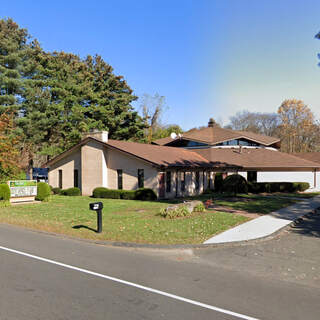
[2,0,320,130]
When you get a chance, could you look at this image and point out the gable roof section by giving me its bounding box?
[44,137,239,170]
[292,152,320,164]
[193,148,320,170]
[153,127,280,147]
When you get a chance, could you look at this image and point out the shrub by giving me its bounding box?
[52,187,62,195]
[61,187,81,196]
[248,182,310,193]
[160,205,190,219]
[120,190,136,200]
[92,187,122,199]
[0,183,11,207]
[214,173,224,192]
[222,174,248,194]
[134,188,157,201]
[36,182,51,202]
[202,188,213,195]
[92,187,157,201]
[193,202,205,212]
[292,182,310,192]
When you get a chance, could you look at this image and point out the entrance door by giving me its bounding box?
[158,173,165,198]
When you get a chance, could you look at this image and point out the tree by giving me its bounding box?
[0,18,38,114]
[0,112,21,182]
[152,124,183,140]
[140,93,167,143]
[277,99,318,153]
[227,110,280,136]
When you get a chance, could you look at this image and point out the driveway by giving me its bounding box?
[194,211,320,289]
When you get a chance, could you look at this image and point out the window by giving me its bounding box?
[195,171,200,191]
[117,169,123,190]
[74,169,79,188]
[181,172,186,192]
[247,171,257,183]
[166,171,171,193]
[58,170,62,189]
[138,169,144,188]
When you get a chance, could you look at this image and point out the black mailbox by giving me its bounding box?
[90,202,103,211]
[89,202,103,233]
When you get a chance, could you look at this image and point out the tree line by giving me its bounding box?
[0,18,148,179]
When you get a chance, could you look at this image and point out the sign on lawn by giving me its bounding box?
[8,180,37,198]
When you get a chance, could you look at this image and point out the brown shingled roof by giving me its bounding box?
[153,127,280,147]
[44,137,239,169]
[292,152,320,165]
[106,139,220,168]
[193,147,320,170]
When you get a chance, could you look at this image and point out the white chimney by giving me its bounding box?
[84,130,108,143]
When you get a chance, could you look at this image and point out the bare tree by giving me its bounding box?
[140,93,167,143]
[227,110,280,137]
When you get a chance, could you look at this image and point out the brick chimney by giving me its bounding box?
[208,118,215,127]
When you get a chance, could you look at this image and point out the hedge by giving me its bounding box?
[60,187,81,196]
[248,182,310,193]
[222,174,248,194]
[52,187,62,195]
[134,188,157,201]
[36,182,51,202]
[92,187,157,201]
[0,184,11,207]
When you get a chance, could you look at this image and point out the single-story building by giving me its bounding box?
[44,120,320,198]
[44,131,240,198]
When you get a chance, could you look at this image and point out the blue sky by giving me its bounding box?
[2,0,320,130]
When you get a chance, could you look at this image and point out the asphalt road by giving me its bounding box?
[0,214,320,320]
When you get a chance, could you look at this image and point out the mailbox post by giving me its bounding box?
[89,202,103,233]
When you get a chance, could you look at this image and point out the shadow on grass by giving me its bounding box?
[72,225,98,233]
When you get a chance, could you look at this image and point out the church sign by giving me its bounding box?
[8,180,37,202]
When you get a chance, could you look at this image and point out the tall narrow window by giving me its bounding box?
[117,169,123,190]
[138,169,144,188]
[74,169,79,188]
[195,171,200,191]
[181,172,185,192]
[58,170,62,189]
[166,171,171,193]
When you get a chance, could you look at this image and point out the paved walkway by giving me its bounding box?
[204,196,320,244]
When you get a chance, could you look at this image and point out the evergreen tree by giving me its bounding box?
[0,18,37,114]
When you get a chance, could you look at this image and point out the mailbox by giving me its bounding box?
[90,202,103,211]
[89,202,103,233]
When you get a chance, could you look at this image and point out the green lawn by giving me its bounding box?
[0,196,249,244]
[163,193,300,214]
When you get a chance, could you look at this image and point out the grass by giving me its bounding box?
[0,195,249,245]
[163,193,301,214]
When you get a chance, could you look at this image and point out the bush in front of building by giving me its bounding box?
[222,174,249,195]
[248,182,310,193]
[60,187,81,196]
[92,187,122,199]
[52,187,62,195]
[120,190,136,200]
[36,182,51,202]
[134,188,157,201]
[92,187,157,201]
[0,183,11,207]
